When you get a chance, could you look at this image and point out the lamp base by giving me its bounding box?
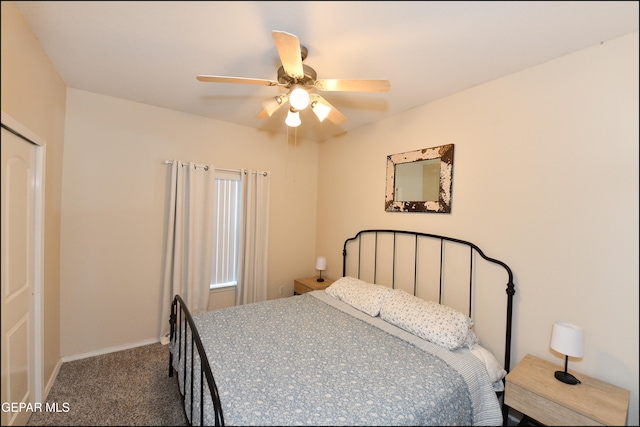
[316,277,324,282]
[554,370,580,385]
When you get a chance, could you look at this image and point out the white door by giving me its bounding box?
[1,124,38,426]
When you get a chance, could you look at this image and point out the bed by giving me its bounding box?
[169,229,516,426]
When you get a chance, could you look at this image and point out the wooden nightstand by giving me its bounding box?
[293,276,334,295]
[504,354,630,426]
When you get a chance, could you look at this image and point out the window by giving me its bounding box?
[210,170,241,289]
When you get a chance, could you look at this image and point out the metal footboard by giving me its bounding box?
[169,295,224,426]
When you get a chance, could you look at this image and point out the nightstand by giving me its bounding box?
[293,276,334,295]
[504,354,629,426]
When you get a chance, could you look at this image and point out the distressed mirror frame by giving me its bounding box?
[385,144,454,213]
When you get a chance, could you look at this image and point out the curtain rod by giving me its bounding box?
[162,160,267,176]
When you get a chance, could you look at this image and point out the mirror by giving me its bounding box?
[385,144,454,213]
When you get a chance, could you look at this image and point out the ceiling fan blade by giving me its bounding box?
[315,79,391,92]
[310,94,348,125]
[197,75,279,86]
[272,31,304,80]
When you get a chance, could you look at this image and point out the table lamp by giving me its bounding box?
[550,321,584,385]
[315,256,326,282]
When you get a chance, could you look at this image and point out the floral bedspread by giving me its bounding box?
[171,291,502,426]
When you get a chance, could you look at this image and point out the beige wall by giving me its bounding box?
[1,1,66,398]
[316,32,639,425]
[59,89,319,356]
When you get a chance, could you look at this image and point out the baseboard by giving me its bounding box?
[41,358,63,402]
[61,337,161,363]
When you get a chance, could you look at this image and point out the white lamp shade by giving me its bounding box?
[262,94,288,116]
[311,100,331,122]
[315,256,327,271]
[285,108,301,127]
[550,321,584,357]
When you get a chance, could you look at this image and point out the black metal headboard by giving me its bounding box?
[342,229,515,374]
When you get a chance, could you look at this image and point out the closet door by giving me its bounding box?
[1,124,37,426]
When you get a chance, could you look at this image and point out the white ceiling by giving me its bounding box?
[13,1,639,142]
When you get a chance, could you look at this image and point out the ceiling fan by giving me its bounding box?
[196,30,390,127]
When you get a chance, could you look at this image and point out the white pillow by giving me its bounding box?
[325,276,394,317]
[379,289,470,350]
[463,329,480,348]
[470,344,507,388]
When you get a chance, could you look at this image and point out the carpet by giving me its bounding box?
[27,342,187,426]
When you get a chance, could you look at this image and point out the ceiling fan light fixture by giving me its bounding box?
[311,100,332,122]
[197,31,389,128]
[289,84,310,110]
[262,94,288,116]
[285,107,301,127]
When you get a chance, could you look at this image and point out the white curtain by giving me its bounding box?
[236,169,270,305]
[160,161,215,338]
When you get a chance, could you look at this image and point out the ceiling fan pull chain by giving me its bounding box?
[293,127,297,184]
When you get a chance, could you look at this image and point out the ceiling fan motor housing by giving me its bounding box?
[277,64,317,86]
